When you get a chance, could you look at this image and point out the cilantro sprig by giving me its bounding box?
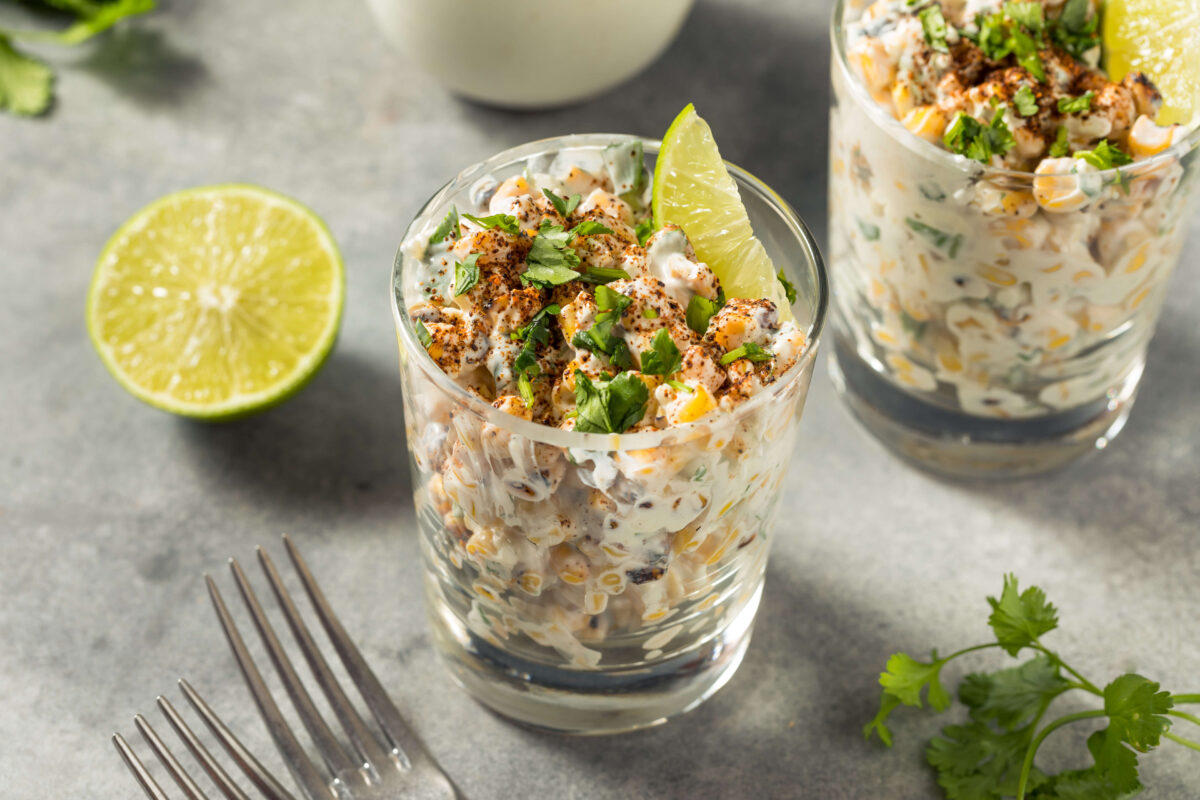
[639,328,682,377]
[920,5,951,54]
[944,110,1016,164]
[573,370,648,434]
[1075,140,1134,171]
[1013,86,1039,117]
[453,253,480,297]
[510,304,560,407]
[571,285,634,369]
[462,213,520,235]
[429,206,460,247]
[0,0,156,116]
[1057,90,1094,114]
[686,290,725,335]
[543,188,581,218]
[720,342,772,366]
[866,575,1200,800]
[1048,126,1071,158]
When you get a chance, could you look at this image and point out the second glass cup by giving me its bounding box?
[392,135,827,733]
[827,0,1200,478]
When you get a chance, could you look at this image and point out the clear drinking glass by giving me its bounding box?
[827,0,1200,478]
[391,135,827,733]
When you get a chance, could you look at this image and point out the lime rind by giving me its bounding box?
[86,184,345,421]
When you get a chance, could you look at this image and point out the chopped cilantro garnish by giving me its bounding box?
[642,307,659,319]
[906,218,964,259]
[462,213,520,235]
[543,188,581,219]
[453,253,480,297]
[944,110,1015,164]
[777,269,797,306]
[720,342,772,366]
[510,304,561,343]
[578,266,630,285]
[572,286,634,369]
[968,8,1045,82]
[1058,90,1095,114]
[414,320,433,349]
[857,218,882,241]
[1051,0,1100,60]
[919,5,950,53]
[666,379,694,393]
[510,304,560,407]
[569,220,615,239]
[522,219,582,288]
[573,370,648,434]
[634,218,656,247]
[1010,29,1046,82]
[1013,85,1039,117]
[429,206,460,247]
[1075,140,1134,171]
[686,293,724,336]
[1049,125,1071,157]
[1003,2,1044,35]
[640,328,683,377]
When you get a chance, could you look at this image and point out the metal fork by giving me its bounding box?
[114,678,299,799]
[204,534,457,800]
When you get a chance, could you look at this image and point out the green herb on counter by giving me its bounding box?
[906,218,964,259]
[543,188,582,218]
[640,328,683,377]
[1058,90,1095,114]
[462,213,520,235]
[865,574,1200,800]
[453,253,480,297]
[920,5,951,53]
[1013,85,1039,117]
[0,0,155,116]
[429,206,460,246]
[573,370,648,434]
[720,342,772,366]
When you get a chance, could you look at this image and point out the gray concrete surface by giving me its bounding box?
[1,0,1198,797]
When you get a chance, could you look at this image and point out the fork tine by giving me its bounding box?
[227,557,361,782]
[157,696,252,800]
[255,547,392,771]
[178,679,298,800]
[282,535,436,771]
[206,574,333,800]
[134,714,210,800]
[113,732,172,800]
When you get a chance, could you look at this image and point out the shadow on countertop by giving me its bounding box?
[178,349,413,519]
[73,25,208,109]
[454,0,833,251]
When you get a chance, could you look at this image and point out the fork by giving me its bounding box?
[205,534,457,800]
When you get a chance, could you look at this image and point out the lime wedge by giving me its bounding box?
[653,103,794,322]
[1103,0,1200,126]
[87,185,344,420]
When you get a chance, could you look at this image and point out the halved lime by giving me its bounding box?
[653,104,794,322]
[1103,0,1200,126]
[87,185,344,420]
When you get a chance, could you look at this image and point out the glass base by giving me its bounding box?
[829,336,1140,480]
[425,582,761,735]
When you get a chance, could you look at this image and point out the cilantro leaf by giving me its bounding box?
[864,691,903,747]
[44,0,155,46]
[1075,140,1134,171]
[1057,91,1094,114]
[686,293,723,335]
[1103,674,1173,752]
[578,266,630,285]
[879,651,952,711]
[510,303,560,343]
[1004,2,1045,35]
[1014,85,1039,117]
[640,328,682,376]
[1086,728,1143,795]
[972,12,1013,60]
[920,5,951,53]
[572,286,634,369]
[429,206,460,247]
[573,370,648,434]
[926,719,1041,799]
[1050,0,1100,61]
[857,218,882,241]
[777,268,797,305]
[906,217,965,258]
[960,656,1069,730]
[543,188,581,218]
[634,218,656,247]
[570,220,615,239]
[0,36,53,116]
[522,220,582,287]
[414,320,433,349]
[462,213,520,235]
[1059,0,1089,32]
[944,111,1015,164]
[987,574,1058,656]
[1011,29,1046,82]
[1049,126,1071,158]
[510,304,560,407]
[720,342,773,366]
[453,253,480,297]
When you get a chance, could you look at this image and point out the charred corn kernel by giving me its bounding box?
[1127,115,1177,158]
[976,265,1018,286]
[518,572,544,596]
[901,106,947,142]
[1033,158,1091,212]
[675,384,716,423]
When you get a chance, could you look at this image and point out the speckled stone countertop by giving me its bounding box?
[1,1,1197,797]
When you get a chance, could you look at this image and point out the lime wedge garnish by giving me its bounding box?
[87,185,344,420]
[1103,0,1200,126]
[653,103,794,322]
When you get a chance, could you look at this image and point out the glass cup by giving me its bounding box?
[827,0,1200,478]
[391,134,828,733]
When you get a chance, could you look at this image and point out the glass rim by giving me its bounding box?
[390,132,829,451]
[829,0,1200,180]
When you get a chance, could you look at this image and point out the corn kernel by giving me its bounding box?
[901,106,948,142]
[1127,115,1176,158]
